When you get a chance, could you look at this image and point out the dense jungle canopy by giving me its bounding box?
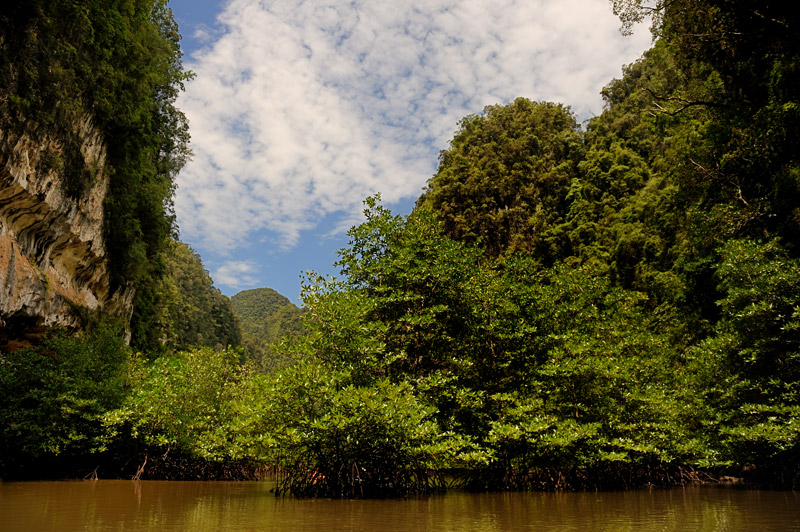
[1,0,798,492]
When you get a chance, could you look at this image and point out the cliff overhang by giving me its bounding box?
[0,117,132,350]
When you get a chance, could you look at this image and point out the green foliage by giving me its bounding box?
[334,196,483,383]
[0,324,130,473]
[280,198,688,491]
[230,287,305,372]
[418,98,584,260]
[607,1,800,250]
[230,360,467,497]
[101,347,251,463]
[0,1,192,348]
[151,240,242,353]
[460,261,690,487]
[600,3,800,481]
[689,239,800,469]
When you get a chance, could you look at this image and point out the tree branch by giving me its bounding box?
[641,87,721,115]
[752,10,791,30]
[690,158,749,207]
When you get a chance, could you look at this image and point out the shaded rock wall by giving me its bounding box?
[0,117,133,350]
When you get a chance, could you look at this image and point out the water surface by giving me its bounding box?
[1,480,798,531]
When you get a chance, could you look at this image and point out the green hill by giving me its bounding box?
[230,288,305,371]
[154,240,241,352]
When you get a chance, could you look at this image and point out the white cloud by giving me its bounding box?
[175,0,651,254]
[212,260,261,289]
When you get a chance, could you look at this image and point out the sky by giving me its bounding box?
[167,0,652,304]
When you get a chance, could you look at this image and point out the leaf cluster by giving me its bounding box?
[0,323,130,476]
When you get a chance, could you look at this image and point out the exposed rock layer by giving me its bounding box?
[0,117,132,350]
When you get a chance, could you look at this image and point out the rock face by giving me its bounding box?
[0,117,133,350]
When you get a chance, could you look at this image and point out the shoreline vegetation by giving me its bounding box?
[1,334,798,493]
[2,2,799,496]
[0,457,778,494]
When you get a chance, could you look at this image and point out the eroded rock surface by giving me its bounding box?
[0,118,132,350]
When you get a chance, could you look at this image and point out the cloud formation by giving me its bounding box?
[175,0,651,255]
[212,260,261,289]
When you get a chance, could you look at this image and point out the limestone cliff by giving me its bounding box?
[0,118,133,350]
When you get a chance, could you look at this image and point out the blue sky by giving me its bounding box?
[167,0,651,304]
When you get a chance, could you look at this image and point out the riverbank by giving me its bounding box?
[4,453,795,494]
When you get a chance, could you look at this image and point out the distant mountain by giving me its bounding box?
[230,288,305,371]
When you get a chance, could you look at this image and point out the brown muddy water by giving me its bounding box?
[1,480,798,531]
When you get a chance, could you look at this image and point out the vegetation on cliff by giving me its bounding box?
[0,0,191,350]
[152,240,241,353]
[1,0,799,492]
[416,99,583,260]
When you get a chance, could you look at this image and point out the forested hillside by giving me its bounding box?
[154,240,241,352]
[1,0,798,490]
[230,288,305,372]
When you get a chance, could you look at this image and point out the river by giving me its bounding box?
[1,480,798,531]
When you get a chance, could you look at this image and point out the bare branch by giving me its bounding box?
[641,87,722,115]
[690,158,749,207]
[753,10,791,30]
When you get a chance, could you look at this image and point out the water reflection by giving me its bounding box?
[1,480,798,532]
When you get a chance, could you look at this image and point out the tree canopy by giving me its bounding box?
[417,99,583,260]
[152,240,242,353]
